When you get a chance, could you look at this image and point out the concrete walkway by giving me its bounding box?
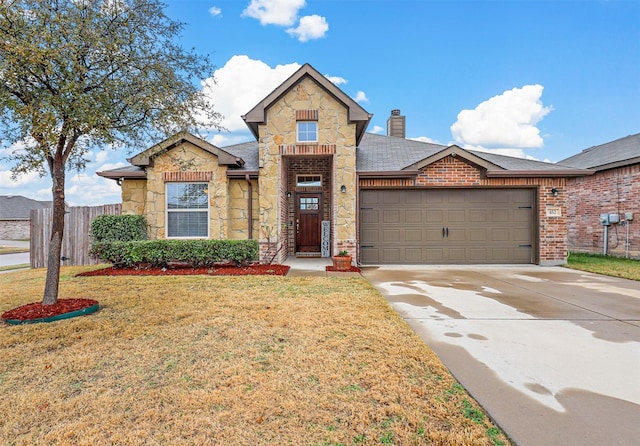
[284,257,361,277]
[361,265,640,446]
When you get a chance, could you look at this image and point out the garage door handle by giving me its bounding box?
[442,227,445,238]
[446,227,449,238]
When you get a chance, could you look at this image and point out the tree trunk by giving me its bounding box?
[42,164,66,305]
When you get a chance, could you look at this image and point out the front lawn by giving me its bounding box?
[0,267,509,446]
[566,252,640,281]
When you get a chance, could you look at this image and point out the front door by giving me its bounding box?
[296,193,322,253]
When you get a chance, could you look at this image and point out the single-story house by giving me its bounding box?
[98,63,593,266]
[560,133,639,258]
[0,195,52,240]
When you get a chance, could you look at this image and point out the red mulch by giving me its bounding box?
[76,264,290,277]
[326,265,361,272]
[2,298,98,322]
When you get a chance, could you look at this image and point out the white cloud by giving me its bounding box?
[286,14,328,42]
[353,91,368,103]
[370,125,384,134]
[410,136,438,144]
[325,75,346,85]
[242,0,305,26]
[95,150,109,164]
[450,84,552,150]
[65,172,122,206]
[0,170,42,188]
[209,6,221,17]
[200,55,300,133]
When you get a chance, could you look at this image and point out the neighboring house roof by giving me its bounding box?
[0,195,52,220]
[242,63,373,145]
[559,132,640,171]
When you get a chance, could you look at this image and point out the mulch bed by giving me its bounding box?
[76,264,291,277]
[326,265,361,272]
[2,298,98,322]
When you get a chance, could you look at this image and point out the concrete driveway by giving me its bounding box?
[361,266,640,446]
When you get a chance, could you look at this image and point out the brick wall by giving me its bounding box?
[361,155,569,265]
[0,220,29,239]
[566,164,639,258]
[285,156,332,255]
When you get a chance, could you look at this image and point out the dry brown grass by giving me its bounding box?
[0,267,510,446]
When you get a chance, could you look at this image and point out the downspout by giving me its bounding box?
[245,174,253,240]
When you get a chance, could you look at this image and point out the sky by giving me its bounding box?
[1,0,639,206]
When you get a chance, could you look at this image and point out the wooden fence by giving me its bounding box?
[30,204,121,268]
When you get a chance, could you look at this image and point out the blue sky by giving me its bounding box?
[1,0,639,205]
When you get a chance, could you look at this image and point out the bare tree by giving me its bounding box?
[0,0,221,304]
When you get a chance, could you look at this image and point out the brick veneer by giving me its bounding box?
[285,156,332,255]
[566,164,639,258]
[360,155,569,265]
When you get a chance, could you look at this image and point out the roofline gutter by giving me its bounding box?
[97,171,146,181]
[486,169,594,178]
[582,157,640,172]
[357,170,421,178]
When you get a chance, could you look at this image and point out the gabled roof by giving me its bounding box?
[0,195,51,220]
[356,133,591,177]
[128,131,244,167]
[242,63,372,145]
[559,133,640,171]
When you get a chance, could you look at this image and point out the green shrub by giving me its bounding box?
[90,239,258,267]
[90,214,148,242]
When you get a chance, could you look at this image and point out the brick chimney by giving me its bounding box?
[386,109,405,138]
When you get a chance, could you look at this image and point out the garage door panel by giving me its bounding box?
[469,229,488,242]
[513,228,531,242]
[514,209,531,222]
[427,210,444,223]
[448,210,465,223]
[491,209,509,222]
[405,248,423,262]
[383,229,401,243]
[360,189,534,264]
[383,210,400,223]
[382,191,401,204]
[405,209,422,223]
[469,210,487,222]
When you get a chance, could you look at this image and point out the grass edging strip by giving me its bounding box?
[2,303,100,325]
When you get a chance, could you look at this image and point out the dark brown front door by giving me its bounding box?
[296,193,322,252]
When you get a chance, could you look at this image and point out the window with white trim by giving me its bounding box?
[166,183,209,238]
[296,175,322,187]
[297,121,317,142]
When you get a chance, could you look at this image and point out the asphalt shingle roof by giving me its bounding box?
[0,195,52,220]
[559,133,640,170]
[354,133,575,172]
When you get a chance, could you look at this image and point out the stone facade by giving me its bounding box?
[566,164,639,258]
[258,77,358,260]
[104,64,586,267]
[120,141,257,240]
